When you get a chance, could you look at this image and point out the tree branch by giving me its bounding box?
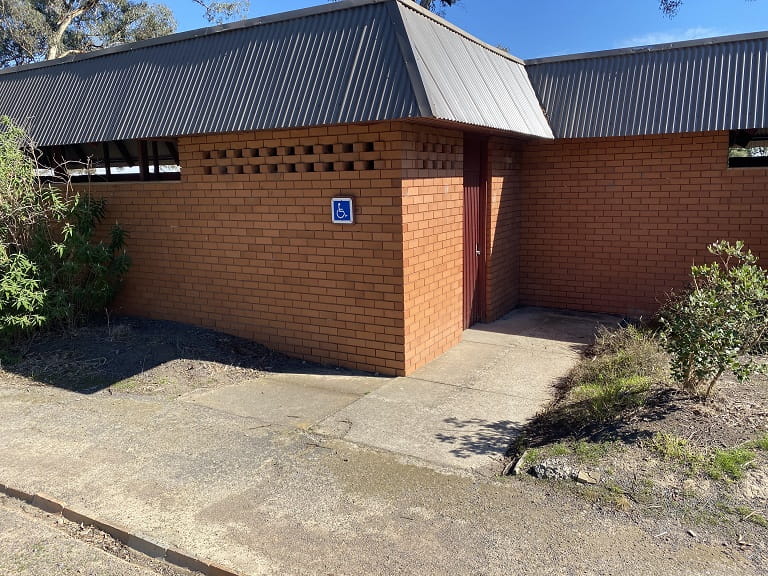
[46,0,100,60]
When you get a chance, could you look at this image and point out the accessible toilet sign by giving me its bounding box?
[332,197,354,224]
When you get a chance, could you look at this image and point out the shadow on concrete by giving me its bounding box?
[435,417,523,459]
[465,306,623,357]
[1,316,377,394]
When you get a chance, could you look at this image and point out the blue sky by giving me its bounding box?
[164,0,768,59]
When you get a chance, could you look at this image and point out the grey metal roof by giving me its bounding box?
[527,31,768,138]
[0,0,551,146]
[396,2,553,137]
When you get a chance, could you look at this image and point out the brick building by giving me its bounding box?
[1,0,766,375]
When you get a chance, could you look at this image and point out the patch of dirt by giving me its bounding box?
[0,316,303,396]
[509,372,768,569]
[0,494,199,575]
[638,377,768,449]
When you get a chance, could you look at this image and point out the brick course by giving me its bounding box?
[520,131,768,316]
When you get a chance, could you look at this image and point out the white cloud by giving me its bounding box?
[618,27,724,48]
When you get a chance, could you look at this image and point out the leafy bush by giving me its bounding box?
[0,116,130,344]
[31,196,130,330]
[659,240,768,398]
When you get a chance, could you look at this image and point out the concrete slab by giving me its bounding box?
[404,340,509,387]
[182,372,387,428]
[464,306,619,352]
[316,307,621,471]
[314,377,527,471]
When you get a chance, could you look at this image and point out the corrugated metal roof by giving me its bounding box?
[0,0,421,146]
[395,2,552,138]
[0,0,552,147]
[527,32,768,138]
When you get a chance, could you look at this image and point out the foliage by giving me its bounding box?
[414,0,460,14]
[745,433,768,451]
[649,432,757,481]
[659,0,683,16]
[660,0,755,18]
[0,0,248,66]
[564,325,668,424]
[0,116,130,343]
[649,432,704,472]
[658,241,768,398]
[707,447,755,481]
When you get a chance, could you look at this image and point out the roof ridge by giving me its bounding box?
[526,29,768,65]
[394,0,525,64]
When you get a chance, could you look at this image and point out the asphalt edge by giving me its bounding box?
[0,482,243,576]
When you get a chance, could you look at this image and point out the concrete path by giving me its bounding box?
[186,307,615,472]
[1,307,759,575]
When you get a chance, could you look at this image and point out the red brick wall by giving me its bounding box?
[486,136,523,320]
[89,122,408,375]
[401,125,464,373]
[520,131,768,317]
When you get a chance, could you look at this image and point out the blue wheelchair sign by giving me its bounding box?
[331,197,354,224]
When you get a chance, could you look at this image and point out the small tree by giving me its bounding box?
[0,116,130,344]
[659,241,768,398]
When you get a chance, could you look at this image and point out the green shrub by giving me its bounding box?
[0,253,46,333]
[659,240,768,398]
[30,196,130,330]
[0,116,130,343]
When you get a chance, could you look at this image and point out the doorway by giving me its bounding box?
[463,134,488,328]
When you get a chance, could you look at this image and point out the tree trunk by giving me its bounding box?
[46,1,97,60]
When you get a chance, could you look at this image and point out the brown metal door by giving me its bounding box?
[463,135,487,328]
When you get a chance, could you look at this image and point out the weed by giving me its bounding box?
[745,433,768,451]
[547,443,571,457]
[707,447,755,481]
[716,503,768,527]
[521,447,541,467]
[733,506,768,527]
[570,376,651,423]
[649,433,756,481]
[560,325,668,426]
[573,440,613,461]
[648,432,704,473]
